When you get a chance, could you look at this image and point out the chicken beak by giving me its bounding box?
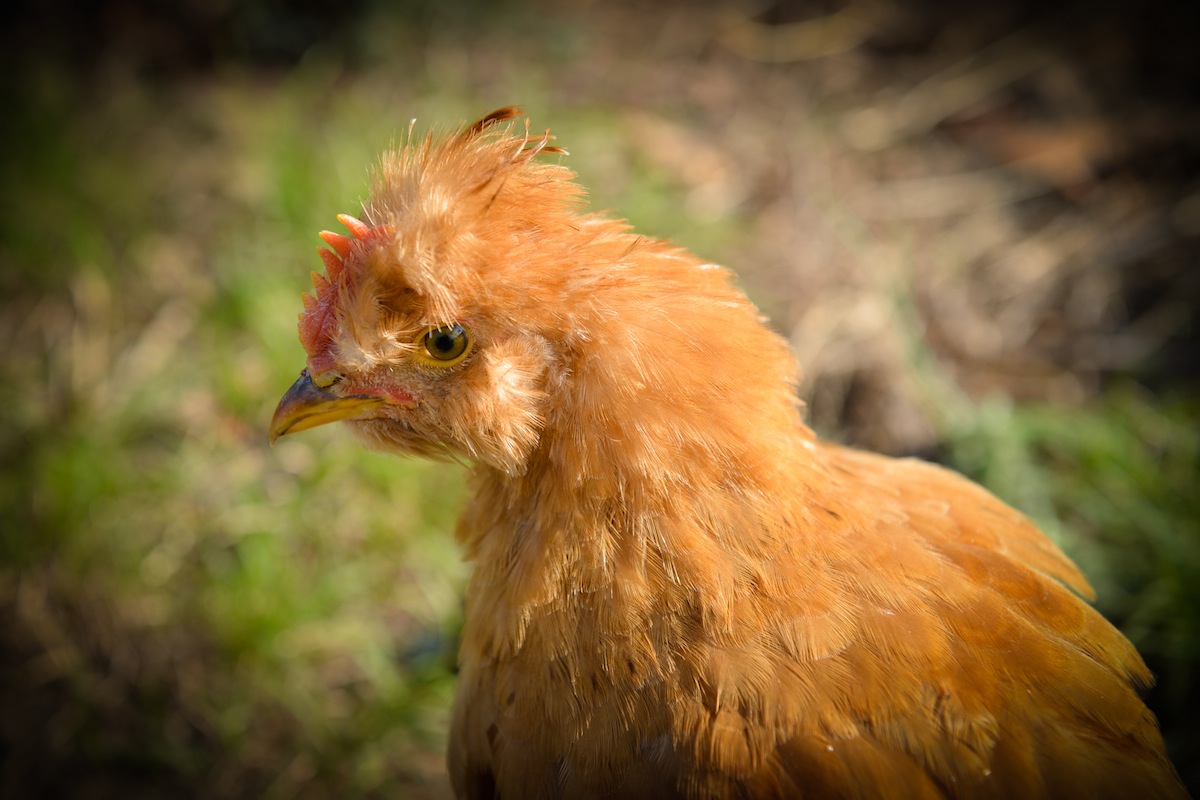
[269,370,387,444]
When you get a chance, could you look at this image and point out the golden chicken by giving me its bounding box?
[269,108,1187,799]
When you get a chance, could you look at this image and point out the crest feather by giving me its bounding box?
[295,107,576,368]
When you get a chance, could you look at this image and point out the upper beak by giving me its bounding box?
[269,370,388,444]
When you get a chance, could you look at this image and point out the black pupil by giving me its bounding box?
[428,326,464,359]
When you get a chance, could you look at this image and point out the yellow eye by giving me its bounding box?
[418,324,472,365]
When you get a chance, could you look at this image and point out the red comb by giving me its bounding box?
[298,214,392,369]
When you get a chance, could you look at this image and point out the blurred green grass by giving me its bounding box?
[2,2,1197,797]
[2,41,482,798]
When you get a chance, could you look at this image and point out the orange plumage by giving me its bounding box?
[269,108,1187,799]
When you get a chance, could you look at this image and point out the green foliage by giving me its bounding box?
[1,31,470,797]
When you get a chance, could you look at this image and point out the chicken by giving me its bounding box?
[269,107,1187,799]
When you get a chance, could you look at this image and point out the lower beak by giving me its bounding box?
[269,370,387,444]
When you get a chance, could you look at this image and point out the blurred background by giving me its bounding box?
[1,0,1197,796]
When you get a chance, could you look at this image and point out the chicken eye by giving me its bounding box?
[419,324,471,365]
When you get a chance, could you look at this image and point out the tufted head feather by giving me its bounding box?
[362,106,574,324]
[296,108,577,372]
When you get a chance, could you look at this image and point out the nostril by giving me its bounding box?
[311,370,344,389]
